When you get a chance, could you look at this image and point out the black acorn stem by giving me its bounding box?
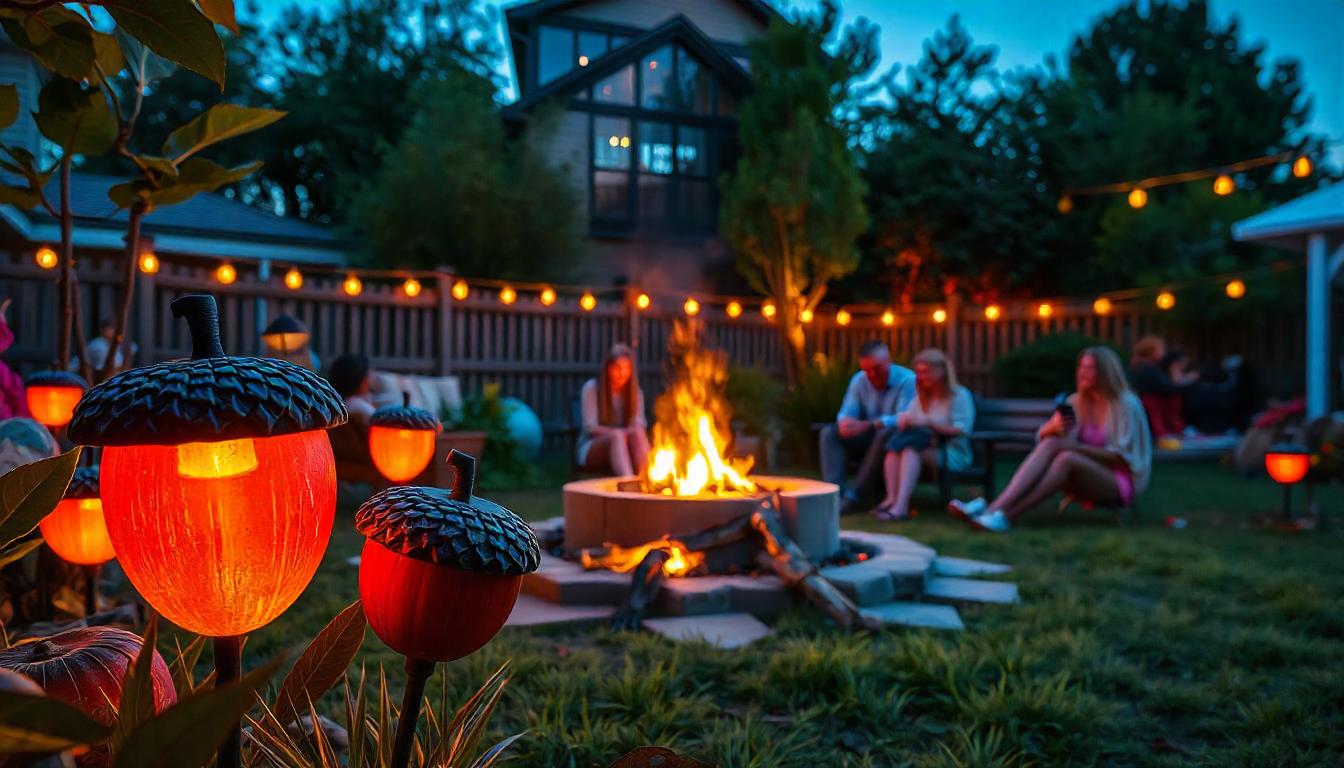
[391,658,436,768]
[214,634,244,768]
[170,294,225,360]
[447,450,476,501]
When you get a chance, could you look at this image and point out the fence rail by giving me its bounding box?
[0,248,1308,427]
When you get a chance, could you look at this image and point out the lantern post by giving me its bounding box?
[67,294,347,768]
[354,450,540,768]
[1264,443,1311,520]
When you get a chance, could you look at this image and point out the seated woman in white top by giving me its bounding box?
[577,343,650,476]
[874,348,975,521]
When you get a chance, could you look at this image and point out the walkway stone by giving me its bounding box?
[644,613,774,648]
[933,556,1013,578]
[506,594,614,627]
[924,576,1019,605]
[861,601,964,630]
[819,564,895,606]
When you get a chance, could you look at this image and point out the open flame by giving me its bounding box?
[642,322,755,496]
[580,540,704,577]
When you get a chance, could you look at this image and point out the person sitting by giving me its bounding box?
[577,343,650,476]
[819,340,916,514]
[950,346,1151,532]
[325,353,375,431]
[1129,336,1194,440]
[77,317,136,375]
[261,315,321,371]
[873,348,974,521]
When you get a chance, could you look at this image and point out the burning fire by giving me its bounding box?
[580,540,704,577]
[642,322,755,496]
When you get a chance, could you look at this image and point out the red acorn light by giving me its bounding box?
[0,627,175,767]
[66,294,347,768]
[1264,442,1311,520]
[25,370,87,428]
[368,392,442,483]
[40,467,113,616]
[355,450,540,768]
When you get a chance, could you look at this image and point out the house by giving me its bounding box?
[501,0,777,292]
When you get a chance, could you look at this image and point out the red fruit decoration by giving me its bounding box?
[0,627,175,767]
[355,450,540,768]
[368,392,441,484]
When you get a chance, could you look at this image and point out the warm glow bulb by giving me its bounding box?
[578,55,590,67]
[1156,291,1176,310]
[635,293,652,310]
[880,309,895,327]
[1292,156,1312,178]
[1225,279,1246,299]
[932,308,947,324]
[539,287,557,306]
[35,246,58,269]
[1128,188,1148,209]
[984,305,1002,321]
[27,385,83,428]
[215,263,237,285]
[41,498,115,566]
[499,286,517,305]
[343,274,363,296]
[619,136,631,148]
[1037,303,1054,319]
[761,301,776,320]
[1213,174,1235,196]
[1057,195,1073,214]
[608,135,619,147]
[176,438,259,479]
[580,292,597,311]
[725,300,742,318]
[683,297,700,316]
[138,252,159,274]
[836,309,851,326]
[402,278,422,298]
[1093,297,1112,315]
[451,279,469,300]
[1265,451,1310,485]
[800,308,814,323]
[283,268,303,290]
[369,426,436,484]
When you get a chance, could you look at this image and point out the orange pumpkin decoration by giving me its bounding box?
[368,393,441,484]
[24,370,87,428]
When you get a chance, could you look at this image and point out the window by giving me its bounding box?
[640,46,673,110]
[577,31,607,68]
[676,126,708,177]
[595,64,635,105]
[538,26,574,85]
[593,116,631,220]
[675,51,714,114]
[638,121,674,175]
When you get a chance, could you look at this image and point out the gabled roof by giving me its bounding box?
[0,171,346,265]
[1232,182,1344,252]
[502,14,753,118]
[504,0,780,25]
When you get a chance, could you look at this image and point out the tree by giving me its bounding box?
[720,0,877,383]
[348,70,582,278]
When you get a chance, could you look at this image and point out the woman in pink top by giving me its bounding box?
[0,299,29,420]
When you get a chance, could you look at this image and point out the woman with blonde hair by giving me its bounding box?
[874,348,975,521]
[950,346,1151,532]
[577,343,649,476]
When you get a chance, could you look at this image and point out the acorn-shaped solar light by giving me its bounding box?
[66,294,347,768]
[25,369,87,429]
[40,466,113,617]
[369,392,442,484]
[355,450,540,768]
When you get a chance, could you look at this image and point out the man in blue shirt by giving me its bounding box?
[819,340,916,514]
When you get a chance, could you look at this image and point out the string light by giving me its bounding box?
[799,308,814,323]
[1093,297,1112,315]
[761,300,776,321]
[402,278,421,298]
[1156,291,1176,310]
[880,309,895,327]
[635,292,651,310]
[1213,174,1235,196]
[1057,195,1073,214]
[1037,303,1053,319]
[725,300,742,318]
[34,246,57,269]
[1127,188,1148,209]
[284,267,303,290]
[1225,279,1246,299]
[984,304,1002,321]
[451,280,469,300]
[138,252,159,274]
[539,286,557,306]
[343,273,363,297]
[683,297,700,316]
[499,285,517,305]
[932,308,947,324]
[578,55,589,67]
[579,292,597,311]
[215,263,237,285]
[835,309,851,326]
[1292,156,1313,178]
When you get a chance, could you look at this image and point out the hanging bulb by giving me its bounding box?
[1093,297,1112,315]
[1057,195,1074,214]
[1213,175,1235,196]
[984,304,1001,321]
[1292,156,1312,178]
[1155,291,1175,310]
[402,278,422,298]
[1037,303,1053,319]
[931,308,947,324]
[451,280,469,300]
[35,246,58,269]
[539,287,557,306]
[1225,279,1246,299]
[835,309,851,326]
[725,300,742,318]
[880,309,895,326]
[1127,188,1148,209]
[284,267,303,290]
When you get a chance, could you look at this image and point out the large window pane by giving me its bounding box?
[538,26,573,85]
[717,87,738,116]
[638,174,670,226]
[678,179,715,232]
[594,171,630,218]
[675,49,714,113]
[577,31,607,68]
[593,116,631,170]
[676,126,708,177]
[595,65,634,105]
[640,45,673,110]
[638,121,674,175]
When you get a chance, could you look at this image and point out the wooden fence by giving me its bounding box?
[0,247,1309,428]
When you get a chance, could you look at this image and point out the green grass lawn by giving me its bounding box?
[254,460,1344,767]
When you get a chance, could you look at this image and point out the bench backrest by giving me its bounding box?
[973,397,1054,435]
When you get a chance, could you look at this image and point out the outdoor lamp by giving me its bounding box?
[368,393,442,484]
[67,293,346,768]
[1264,443,1310,519]
[355,450,540,768]
[25,370,87,428]
[261,314,311,356]
[40,466,113,617]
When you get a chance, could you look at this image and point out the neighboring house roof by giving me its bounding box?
[502,14,754,118]
[1232,181,1344,252]
[0,171,346,265]
[504,0,780,25]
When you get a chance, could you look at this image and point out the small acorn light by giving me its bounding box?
[41,466,113,617]
[25,370,87,428]
[355,450,540,768]
[368,392,442,484]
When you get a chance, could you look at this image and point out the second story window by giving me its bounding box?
[537,25,636,87]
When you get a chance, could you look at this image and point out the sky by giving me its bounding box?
[254,0,1344,160]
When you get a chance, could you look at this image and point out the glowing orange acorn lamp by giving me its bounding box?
[368,392,442,483]
[67,294,347,768]
[355,450,540,768]
[1264,442,1311,520]
[40,466,114,617]
[24,369,87,429]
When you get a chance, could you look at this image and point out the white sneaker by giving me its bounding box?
[971,510,1012,533]
[948,497,986,520]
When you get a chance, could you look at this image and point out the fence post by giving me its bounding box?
[435,267,454,376]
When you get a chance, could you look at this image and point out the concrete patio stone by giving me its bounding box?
[861,601,964,631]
[523,554,631,604]
[506,594,615,627]
[658,577,735,615]
[644,613,774,648]
[725,575,794,617]
[863,555,934,597]
[818,564,895,606]
[933,556,1014,578]
[924,576,1019,605]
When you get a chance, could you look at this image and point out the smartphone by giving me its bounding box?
[1056,401,1076,428]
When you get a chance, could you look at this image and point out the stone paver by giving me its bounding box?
[932,556,1013,578]
[506,594,615,627]
[861,601,964,631]
[659,577,735,615]
[923,576,1019,605]
[863,555,934,597]
[818,564,895,606]
[523,555,631,604]
[644,613,774,648]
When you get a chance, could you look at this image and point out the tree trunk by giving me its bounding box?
[56,156,73,369]
[779,306,807,387]
[100,204,145,383]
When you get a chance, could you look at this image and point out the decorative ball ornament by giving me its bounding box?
[24,370,87,428]
[368,393,442,484]
[42,467,113,567]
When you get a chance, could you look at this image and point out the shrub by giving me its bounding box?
[726,365,786,439]
[993,333,1120,398]
[780,357,855,455]
[443,383,542,489]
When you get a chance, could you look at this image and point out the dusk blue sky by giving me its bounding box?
[255,0,1344,161]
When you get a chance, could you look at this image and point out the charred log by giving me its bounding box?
[609,549,671,631]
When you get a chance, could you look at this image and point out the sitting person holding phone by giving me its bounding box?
[949,346,1151,532]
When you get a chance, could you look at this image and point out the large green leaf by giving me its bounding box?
[111,656,280,768]
[115,28,177,86]
[0,448,79,551]
[0,7,96,80]
[111,617,159,758]
[146,157,261,206]
[91,30,127,81]
[107,178,151,210]
[196,0,237,33]
[162,104,285,163]
[0,690,110,754]
[0,538,43,569]
[0,85,17,130]
[102,0,225,88]
[34,77,117,156]
[272,601,365,726]
[0,183,42,210]
[1,145,54,191]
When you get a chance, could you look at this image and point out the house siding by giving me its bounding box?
[0,45,42,158]
[561,0,765,45]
